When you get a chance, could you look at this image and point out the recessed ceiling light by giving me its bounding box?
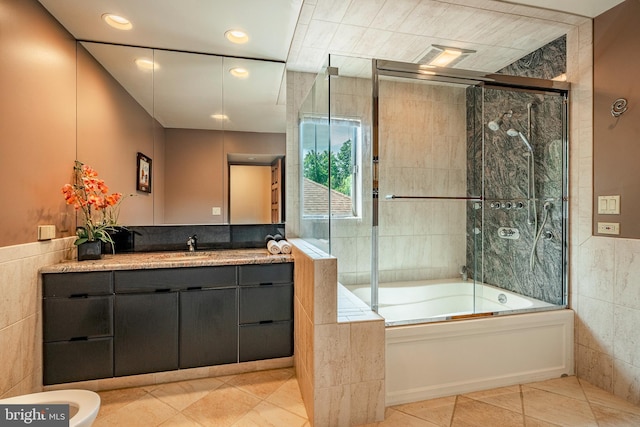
[430,49,463,67]
[134,58,158,71]
[225,29,249,44]
[211,114,229,120]
[102,13,132,30]
[229,67,249,78]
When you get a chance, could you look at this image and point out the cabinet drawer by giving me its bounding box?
[238,263,293,286]
[239,320,293,362]
[114,266,236,292]
[44,338,113,385]
[43,272,112,297]
[44,296,113,342]
[239,284,292,324]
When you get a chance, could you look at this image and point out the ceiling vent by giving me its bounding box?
[418,45,476,68]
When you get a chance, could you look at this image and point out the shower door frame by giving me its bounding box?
[371,58,570,324]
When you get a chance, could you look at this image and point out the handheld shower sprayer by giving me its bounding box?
[507,129,533,152]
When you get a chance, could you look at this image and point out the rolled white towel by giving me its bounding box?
[267,239,281,254]
[277,240,292,254]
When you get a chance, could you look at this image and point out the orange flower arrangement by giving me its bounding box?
[62,160,123,246]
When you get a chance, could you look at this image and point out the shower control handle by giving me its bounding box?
[498,227,520,240]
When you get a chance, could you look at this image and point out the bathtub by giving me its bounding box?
[347,278,555,325]
[346,279,573,405]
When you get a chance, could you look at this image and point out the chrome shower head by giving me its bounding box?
[487,110,513,132]
[507,129,533,152]
[488,119,502,131]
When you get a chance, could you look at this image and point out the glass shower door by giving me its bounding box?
[373,66,484,325]
[476,86,567,310]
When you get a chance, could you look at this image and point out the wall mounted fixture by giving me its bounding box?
[611,98,628,117]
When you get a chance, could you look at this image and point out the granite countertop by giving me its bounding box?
[40,248,293,273]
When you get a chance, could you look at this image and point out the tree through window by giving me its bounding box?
[300,118,361,218]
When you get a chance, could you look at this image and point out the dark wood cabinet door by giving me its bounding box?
[180,287,238,369]
[114,292,179,376]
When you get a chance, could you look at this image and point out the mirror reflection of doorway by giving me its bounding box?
[229,165,270,224]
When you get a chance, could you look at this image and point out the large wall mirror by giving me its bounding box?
[77,42,286,226]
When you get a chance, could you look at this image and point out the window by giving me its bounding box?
[300,117,362,218]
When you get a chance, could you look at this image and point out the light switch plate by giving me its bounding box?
[598,195,620,214]
[212,207,221,215]
[597,222,620,235]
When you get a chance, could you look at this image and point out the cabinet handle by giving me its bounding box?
[69,336,89,341]
[259,282,274,287]
[259,320,274,324]
[69,293,89,298]
[154,288,171,293]
[186,287,203,291]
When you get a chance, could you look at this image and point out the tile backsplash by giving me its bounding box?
[111,224,286,253]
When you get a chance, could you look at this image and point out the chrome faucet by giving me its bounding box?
[460,265,468,281]
[187,234,198,252]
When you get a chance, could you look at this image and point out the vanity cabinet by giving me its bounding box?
[42,272,114,385]
[238,263,293,362]
[42,261,293,385]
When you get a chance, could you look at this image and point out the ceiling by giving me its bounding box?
[38,0,625,132]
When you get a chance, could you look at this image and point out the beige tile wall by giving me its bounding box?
[291,239,385,426]
[569,21,640,405]
[377,80,468,283]
[0,237,75,398]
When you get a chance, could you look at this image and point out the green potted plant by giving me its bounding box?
[61,161,124,260]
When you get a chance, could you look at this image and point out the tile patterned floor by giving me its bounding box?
[93,369,640,426]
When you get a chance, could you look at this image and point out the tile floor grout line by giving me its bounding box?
[519,384,526,426]
[574,378,602,426]
[449,394,459,427]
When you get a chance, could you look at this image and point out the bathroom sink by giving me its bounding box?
[157,253,212,261]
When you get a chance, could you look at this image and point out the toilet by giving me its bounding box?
[0,389,100,427]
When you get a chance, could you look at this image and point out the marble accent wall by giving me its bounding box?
[466,84,566,305]
[291,239,385,425]
[0,237,75,398]
[498,35,566,79]
[463,36,568,305]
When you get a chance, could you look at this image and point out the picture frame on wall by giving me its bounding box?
[136,152,152,193]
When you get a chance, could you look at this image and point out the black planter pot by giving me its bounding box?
[77,240,102,261]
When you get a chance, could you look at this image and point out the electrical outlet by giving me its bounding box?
[597,222,620,235]
[38,225,56,240]
[212,207,221,215]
